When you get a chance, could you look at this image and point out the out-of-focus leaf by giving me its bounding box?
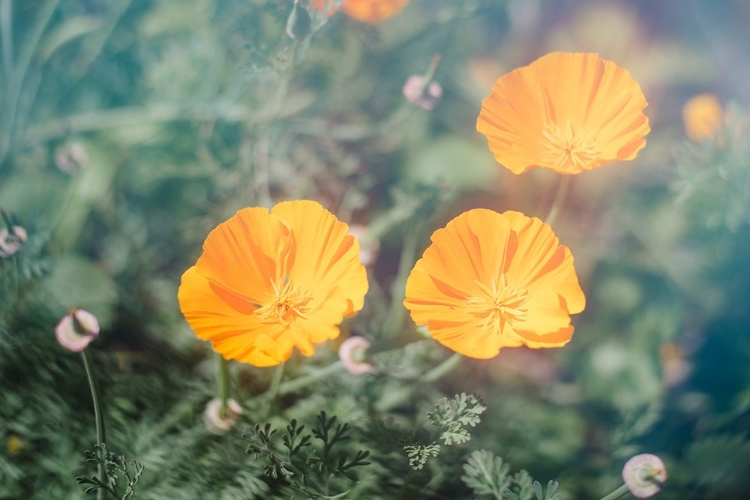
[39,16,105,62]
[42,254,118,328]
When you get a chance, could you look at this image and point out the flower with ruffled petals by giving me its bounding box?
[178,201,368,367]
[310,0,409,24]
[682,93,724,142]
[477,52,650,175]
[622,454,667,498]
[338,336,373,374]
[55,309,100,352]
[404,209,585,358]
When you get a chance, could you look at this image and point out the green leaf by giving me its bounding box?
[461,450,510,499]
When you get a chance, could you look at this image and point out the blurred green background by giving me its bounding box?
[1,0,750,498]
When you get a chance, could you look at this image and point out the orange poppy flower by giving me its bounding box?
[309,0,409,24]
[682,93,723,142]
[178,200,368,367]
[404,209,585,359]
[477,52,650,175]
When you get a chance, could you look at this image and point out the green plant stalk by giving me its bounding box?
[600,484,630,500]
[217,354,231,417]
[384,223,421,336]
[81,349,107,500]
[262,363,286,417]
[421,352,462,383]
[544,175,571,227]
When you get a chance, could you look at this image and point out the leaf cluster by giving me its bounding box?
[76,443,144,500]
[243,411,370,499]
[461,450,561,500]
[403,393,486,470]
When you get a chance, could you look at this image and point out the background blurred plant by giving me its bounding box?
[2,0,750,499]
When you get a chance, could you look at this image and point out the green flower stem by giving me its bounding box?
[600,484,631,500]
[544,175,571,227]
[421,352,462,383]
[384,223,422,336]
[81,349,107,500]
[217,354,231,417]
[262,363,286,417]
[259,333,429,401]
[278,360,343,396]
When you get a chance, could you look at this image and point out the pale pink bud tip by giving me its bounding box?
[55,142,89,174]
[0,226,27,258]
[55,309,100,352]
[339,336,373,375]
[402,75,443,111]
[348,225,380,267]
[203,397,244,434]
[622,454,667,498]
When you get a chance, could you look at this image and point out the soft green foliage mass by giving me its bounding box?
[2,0,750,499]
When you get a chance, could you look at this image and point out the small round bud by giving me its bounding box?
[348,225,380,267]
[403,75,443,110]
[55,142,90,174]
[203,397,244,434]
[338,336,373,375]
[0,225,27,258]
[55,309,100,352]
[622,454,667,498]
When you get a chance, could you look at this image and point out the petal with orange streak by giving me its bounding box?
[195,207,291,306]
[178,267,287,366]
[516,325,575,348]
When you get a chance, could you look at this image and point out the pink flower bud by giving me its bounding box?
[55,309,100,352]
[338,336,373,375]
[403,75,443,110]
[622,454,667,498]
[348,225,380,267]
[203,397,244,434]
[0,225,27,258]
[55,142,89,174]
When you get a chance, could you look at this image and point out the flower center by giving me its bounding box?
[541,120,600,172]
[255,277,312,327]
[466,274,528,335]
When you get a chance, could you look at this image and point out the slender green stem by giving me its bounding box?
[81,349,107,500]
[262,363,286,417]
[277,360,342,396]
[384,225,421,336]
[421,352,462,383]
[217,354,231,417]
[599,483,630,500]
[544,175,571,227]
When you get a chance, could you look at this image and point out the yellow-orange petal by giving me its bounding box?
[179,267,288,366]
[271,200,368,319]
[311,0,409,24]
[195,207,291,306]
[477,52,650,175]
[516,325,575,349]
[682,93,723,142]
[404,209,585,359]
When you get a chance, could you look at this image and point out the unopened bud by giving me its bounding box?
[0,225,27,258]
[338,336,373,375]
[622,454,667,498]
[55,309,100,352]
[203,397,244,434]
